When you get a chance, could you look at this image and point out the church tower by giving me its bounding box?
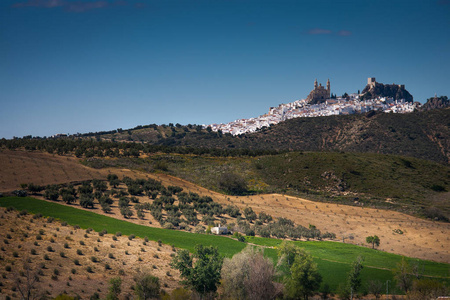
[314,79,318,89]
[326,79,330,97]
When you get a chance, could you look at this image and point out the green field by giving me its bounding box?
[1,196,448,293]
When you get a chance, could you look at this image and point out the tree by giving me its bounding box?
[107,277,122,300]
[170,244,223,297]
[278,242,322,300]
[347,256,364,300]
[14,259,42,300]
[120,207,133,218]
[366,235,380,249]
[218,172,248,195]
[221,246,280,300]
[134,269,160,299]
[61,192,75,204]
[366,280,383,299]
[243,207,257,223]
[107,174,120,188]
[394,257,412,293]
[284,251,322,300]
[79,194,94,208]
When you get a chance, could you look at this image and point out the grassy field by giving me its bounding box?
[0,196,246,256]
[1,196,449,293]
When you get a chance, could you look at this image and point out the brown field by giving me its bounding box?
[1,149,449,264]
[0,207,181,300]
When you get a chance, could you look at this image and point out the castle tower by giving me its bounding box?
[326,78,330,97]
[314,79,318,89]
[368,77,376,88]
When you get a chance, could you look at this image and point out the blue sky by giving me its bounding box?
[1,0,449,139]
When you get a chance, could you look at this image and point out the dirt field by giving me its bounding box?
[1,149,449,264]
[0,207,181,300]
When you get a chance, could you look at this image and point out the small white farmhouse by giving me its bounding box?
[211,224,228,235]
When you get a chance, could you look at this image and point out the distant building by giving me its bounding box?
[211,224,228,235]
[306,79,331,104]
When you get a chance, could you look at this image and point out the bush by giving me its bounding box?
[218,173,248,195]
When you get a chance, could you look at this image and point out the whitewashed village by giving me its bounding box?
[207,77,418,135]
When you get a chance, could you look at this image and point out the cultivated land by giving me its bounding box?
[0,197,448,296]
[0,206,181,299]
[0,149,449,264]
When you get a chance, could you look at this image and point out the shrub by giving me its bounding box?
[218,173,248,195]
[73,259,80,265]
[91,257,98,263]
[31,248,37,255]
[76,249,83,255]
[44,254,50,260]
[86,266,93,273]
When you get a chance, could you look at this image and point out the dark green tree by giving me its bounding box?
[278,241,322,300]
[366,235,380,249]
[347,256,364,300]
[170,244,223,297]
[218,173,248,195]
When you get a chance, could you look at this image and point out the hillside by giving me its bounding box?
[361,81,414,102]
[155,108,450,164]
[1,149,449,264]
[5,108,449,164]
[0,206,180,299]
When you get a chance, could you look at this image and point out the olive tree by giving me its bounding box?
[170,244,223,297]
[221,246,280,300]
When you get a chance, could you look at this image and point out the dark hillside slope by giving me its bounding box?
[159,108,449,164]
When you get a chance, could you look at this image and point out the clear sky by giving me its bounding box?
[1,0,449,139]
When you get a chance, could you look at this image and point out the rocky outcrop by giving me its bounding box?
[361,81,413,102]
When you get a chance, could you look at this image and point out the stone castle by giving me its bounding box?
[306,79,331,104]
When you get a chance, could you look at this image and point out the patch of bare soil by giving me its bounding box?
[0,207,180,299]
[1,150,449,264]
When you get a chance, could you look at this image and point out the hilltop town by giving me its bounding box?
[207,78,418,135]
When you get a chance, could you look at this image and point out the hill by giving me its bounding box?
[5,108,449,164]
[420,96,450,111]
[0,206,181,299]
[361,80,413,102]
[1,149,449,264]
[155,108,450,164]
